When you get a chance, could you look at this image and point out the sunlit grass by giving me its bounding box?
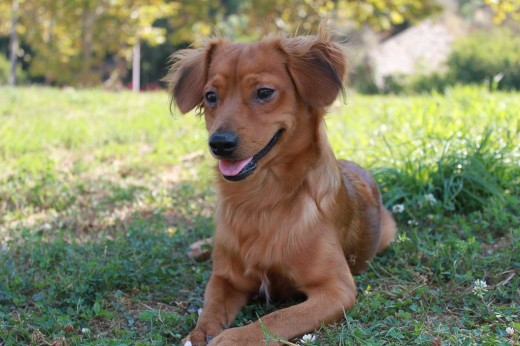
[0,86,518,345]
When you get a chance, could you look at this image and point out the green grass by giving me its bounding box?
[0,86,518,345]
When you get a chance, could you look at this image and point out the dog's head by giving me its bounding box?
[167,27,347,182]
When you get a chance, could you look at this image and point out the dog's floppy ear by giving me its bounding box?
[165,41,220,114]
[282,29,347,108]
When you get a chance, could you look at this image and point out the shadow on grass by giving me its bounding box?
[0,175,216,344]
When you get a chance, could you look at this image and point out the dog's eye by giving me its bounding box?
[257,88,274,101]
[205,91,218,105]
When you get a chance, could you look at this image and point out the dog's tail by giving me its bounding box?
[377,208,397,253]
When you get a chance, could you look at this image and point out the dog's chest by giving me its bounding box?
[218,198,320,286]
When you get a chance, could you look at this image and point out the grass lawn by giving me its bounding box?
[0,86,518,345]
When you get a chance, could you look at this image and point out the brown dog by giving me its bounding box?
[167,26,397,345]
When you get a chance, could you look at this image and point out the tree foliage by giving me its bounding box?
[484,0,520,24]
[1,0,442,86]
[0,1,12,36]
[337,0,442,31]
[1,0,184,86]
[214,0,441,41]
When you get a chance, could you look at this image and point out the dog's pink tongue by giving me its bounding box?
[219,157,253,176]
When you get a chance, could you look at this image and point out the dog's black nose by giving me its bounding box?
[209,131,239,157]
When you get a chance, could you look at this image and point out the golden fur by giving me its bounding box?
[167,26,397,345]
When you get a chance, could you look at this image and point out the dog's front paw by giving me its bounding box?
[206,331,230,346]
[182,333,209,346]
[181,340,196,346]
[183,323,225,346]
[208,326,266,346]
[181,332,204,346]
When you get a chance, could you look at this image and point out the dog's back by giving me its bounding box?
[338,160,397,274]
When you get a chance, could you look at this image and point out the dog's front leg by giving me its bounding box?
[209,250,357,345]
[185,274,249,346]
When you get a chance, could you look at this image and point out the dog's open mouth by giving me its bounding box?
[218,129,283,181]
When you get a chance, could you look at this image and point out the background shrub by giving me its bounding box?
[447,27,520,90]
[376,27,520,94]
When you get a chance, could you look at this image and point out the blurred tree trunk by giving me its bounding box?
[80,7,96,86]
[8,0,19,86]
[132,41,140,92]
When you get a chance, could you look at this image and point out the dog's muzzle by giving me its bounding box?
[216,129,283,181]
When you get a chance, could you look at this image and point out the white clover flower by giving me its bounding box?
[301,334,316,344]
[424,193,437,205]
[81,327,90,334]
[407,219,419,226]
[472,279,488,298]
[506,327,515,336]
[392,204,405,213]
